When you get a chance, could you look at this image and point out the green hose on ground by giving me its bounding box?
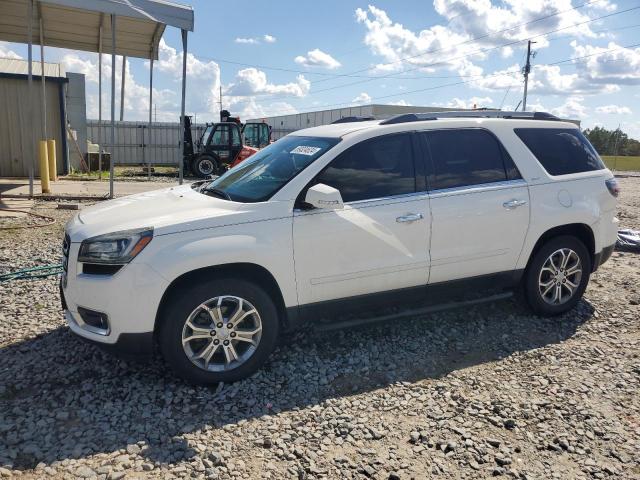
[0,264,63,283]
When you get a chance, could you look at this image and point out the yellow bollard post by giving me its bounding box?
[47,139,57,181]
[38,140,50,194]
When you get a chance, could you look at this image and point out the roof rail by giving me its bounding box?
[331,116,376,124]
[379,110,560,125]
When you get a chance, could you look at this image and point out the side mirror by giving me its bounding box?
[305,183,344,210]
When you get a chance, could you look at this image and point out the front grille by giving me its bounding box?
[62,233,70,272]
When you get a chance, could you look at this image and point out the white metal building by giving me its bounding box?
[247,104,478,140]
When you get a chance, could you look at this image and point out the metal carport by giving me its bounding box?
[0,0,194,197]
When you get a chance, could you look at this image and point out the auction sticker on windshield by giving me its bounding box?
[291,145,322,156]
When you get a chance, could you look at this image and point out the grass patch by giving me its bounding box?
[601,155,640,171]
[63,165,178,181]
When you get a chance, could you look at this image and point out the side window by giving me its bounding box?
[424,129,510,190]
[316,133,416,203]
[514,128,605,176]
[501,144,522,181]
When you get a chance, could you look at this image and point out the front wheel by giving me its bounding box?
[192,155,219,178]
[159,278,280,384]
[523,236,591,316]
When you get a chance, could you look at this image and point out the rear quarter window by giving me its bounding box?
[514,128,605,176]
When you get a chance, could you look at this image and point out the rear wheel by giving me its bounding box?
[159,278,280,384]
[193,155,219,178]
[523,236,591,316]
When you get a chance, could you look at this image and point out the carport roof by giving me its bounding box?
[0,0,194,60]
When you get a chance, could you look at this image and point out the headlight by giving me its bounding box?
[78,228,153,264]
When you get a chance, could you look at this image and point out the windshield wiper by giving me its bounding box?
[204,188,232,201]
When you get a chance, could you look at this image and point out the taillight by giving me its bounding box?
[605,178,620,197]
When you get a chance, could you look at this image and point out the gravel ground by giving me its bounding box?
[1,178,639,479]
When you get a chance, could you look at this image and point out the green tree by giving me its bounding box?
[583,126,638,156]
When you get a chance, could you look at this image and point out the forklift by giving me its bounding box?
[183,111,271,178]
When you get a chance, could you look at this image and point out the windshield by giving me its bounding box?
[204,136,340,202]
[200,125,213,145]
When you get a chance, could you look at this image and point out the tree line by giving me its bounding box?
[583,126,640,157]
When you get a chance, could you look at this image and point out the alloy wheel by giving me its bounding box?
[181,296,262,372]
[538,248,583,305]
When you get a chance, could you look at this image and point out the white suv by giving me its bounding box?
[61,111,619,384]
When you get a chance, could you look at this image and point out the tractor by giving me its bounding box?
[183,111,271,178]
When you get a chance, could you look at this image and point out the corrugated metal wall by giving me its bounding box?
[0,77,65,177]
[86,120,205,165]
[253,106,376,139]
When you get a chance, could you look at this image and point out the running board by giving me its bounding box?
[315,291,513,332]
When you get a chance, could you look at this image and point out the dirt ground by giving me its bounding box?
[0,176,638,479]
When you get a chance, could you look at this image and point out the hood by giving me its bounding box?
[65,184,278,242]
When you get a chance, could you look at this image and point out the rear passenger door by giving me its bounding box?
[420,128,530,284]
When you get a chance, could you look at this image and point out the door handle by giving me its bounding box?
[503,199,527,209]
[396,213,424,223]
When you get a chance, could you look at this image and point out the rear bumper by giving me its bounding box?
[593,243,615,272]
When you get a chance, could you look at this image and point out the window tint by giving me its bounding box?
[514,128,605,176]
[424,129,509,189]
[316,134,416,202]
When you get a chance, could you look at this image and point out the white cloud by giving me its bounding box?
[57,39,220,122]
[446,96,494,109]
[0,41,21,59]
[470,41,640,96]
[550,96,587,119]
[225,68,310,97]
[571,41,640,85]
[228,98,297,120]
[294,49,341,69]
[596,105,632,114]
[386,100,410,106]
[353,2,618,80]
[352,92,372,105]
[433,0,615,49]
[235,37,259,45]
[235,35,277,45]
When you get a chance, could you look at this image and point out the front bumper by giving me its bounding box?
[61,283,155,357]
[60,242,168,354]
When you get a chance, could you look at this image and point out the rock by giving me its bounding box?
[503,419,517,430]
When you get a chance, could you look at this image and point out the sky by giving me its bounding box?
[1,0,639,137]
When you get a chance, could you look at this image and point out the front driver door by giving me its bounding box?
[293,133,431,306]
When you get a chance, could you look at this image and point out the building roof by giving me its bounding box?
[0,57,65,77]
[0,0,194,60]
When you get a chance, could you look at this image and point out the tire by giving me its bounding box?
[159,278,280,385]
[523,235,591,316]
[193,155,219,178]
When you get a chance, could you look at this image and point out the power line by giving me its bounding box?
[253,5,640,105]
[309,0,611,85]
[194,0,610,88]
[196,21,640,82]
[251,41,640,118]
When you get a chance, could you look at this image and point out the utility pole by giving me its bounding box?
[522,40,536,111]
[219,85,223,112]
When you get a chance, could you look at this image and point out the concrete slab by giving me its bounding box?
[0,198,34,217]
[0,178,181,199]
